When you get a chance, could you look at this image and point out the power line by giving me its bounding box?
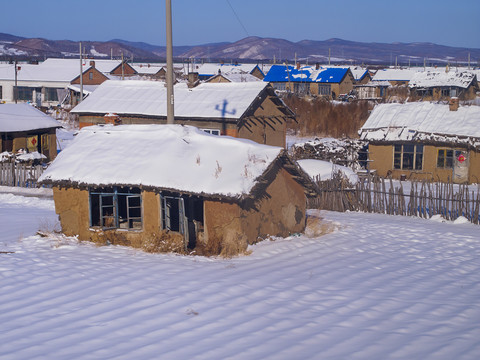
[226,0,250,38]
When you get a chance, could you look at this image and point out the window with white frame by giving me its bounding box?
[394,144,423,170]
[202,129,221,136]
[89,186,142,230]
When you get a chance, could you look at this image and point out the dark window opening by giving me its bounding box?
[394,144,423,170]
[90,186,142,230]
[437,149,454,168]
[161,193,204,249]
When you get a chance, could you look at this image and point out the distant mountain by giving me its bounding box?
[0,32,478,65]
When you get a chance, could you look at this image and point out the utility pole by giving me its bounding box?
[79,42,83,103]
[14,60,18,104]
[166,0,174,124]
[121,52,125,80]
[328,48,331,66]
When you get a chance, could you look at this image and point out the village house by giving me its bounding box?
[38,124,317,256]
[0,103,61,161]
[205,72,261,83]
[263,64,355,99]
[195,63,265,81]
[408,69,478,101]
[359,100,480,184]
[354,80,390,101]
[0,58,136,108]
[371,68,420,86]
[70,80,294,148]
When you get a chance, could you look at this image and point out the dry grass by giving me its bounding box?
[283,96,370,138]
[304,215,338,238]
[141,231,186,254]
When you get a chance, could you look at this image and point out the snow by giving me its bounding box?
[71,80,268,120]
[39,124,283,198]
[297,159,358,184]
[1,191,480,359]
[360,102,480,148]
[0,103,62,132]
[409,70,476,89]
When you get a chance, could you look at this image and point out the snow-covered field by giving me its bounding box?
[1,191,480,359]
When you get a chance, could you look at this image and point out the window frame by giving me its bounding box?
[437,148,454,169]
[393,143,424,171]
[89,186,142,230]
[202,129,221,136]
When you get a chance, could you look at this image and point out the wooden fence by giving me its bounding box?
[0,162,45,188]
[308,173,480,225]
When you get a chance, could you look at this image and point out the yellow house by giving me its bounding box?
[359,101,480,184]
[38,125,317,256]
[71,80,294,148]
[0,103,60,161]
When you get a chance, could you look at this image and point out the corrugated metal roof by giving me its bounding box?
[264,65,349,83]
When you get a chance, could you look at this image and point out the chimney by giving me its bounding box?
[449,97,459,111]
[315,63,320,70]
[89,60,95,68]
[296,62,300,70]
[187,72,199,88]
[104,113,122,125]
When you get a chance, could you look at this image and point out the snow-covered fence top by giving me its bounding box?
[39,124,284,199]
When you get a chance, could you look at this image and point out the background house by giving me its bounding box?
[408,69,478,101]
[38,124,316,256]
[263,64,355,99]
[70,80,294,147]
[195,63,265,81]
[0,103,61,160]
[359,101,480,183]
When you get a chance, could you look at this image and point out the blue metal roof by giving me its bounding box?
[314,68,348,83]
[263,65,312,83]
[264,65,349,83]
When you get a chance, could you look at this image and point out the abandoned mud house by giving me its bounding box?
[263,64,355,99]
[70,80,294,147]
[0,103,60,160]
[38,124,316,255]
[408,69,478,101]
[359,101,480,184]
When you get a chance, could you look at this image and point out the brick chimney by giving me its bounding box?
[104,113,121,125]
[187,72,200,88]
[296,62,300,70]
[449,97,459,111]
[315,63,320,70]
[89,60,95,68]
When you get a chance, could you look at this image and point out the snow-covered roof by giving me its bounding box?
[0,104,62,132]
[0,58,126,82]
[71,80,269,120]
[208,73,261,83]
[348,67,370,82]
[67,84,99,95]
[196,63,262,77]
[372,68,421,82]
[408,70,476,89]
[39,124,284,198]
[359,102,480,148]
[131,64,164,75]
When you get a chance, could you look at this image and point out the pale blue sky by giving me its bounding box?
[2,0,479,48]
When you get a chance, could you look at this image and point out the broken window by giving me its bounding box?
[89,186,142,230]
[161,193,204,249]
[394,144,423,170]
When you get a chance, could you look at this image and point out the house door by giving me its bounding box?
[162,196,188,250]
[453,150,469,183]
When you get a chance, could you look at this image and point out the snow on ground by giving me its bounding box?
[1,192,480,359]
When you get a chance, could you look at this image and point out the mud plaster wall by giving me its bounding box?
[369,144,480,183]
[203,167,306,249]
[53,187,162,247]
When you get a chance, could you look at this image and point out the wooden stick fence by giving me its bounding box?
[0,162,45,188]
[308,173,480,225]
